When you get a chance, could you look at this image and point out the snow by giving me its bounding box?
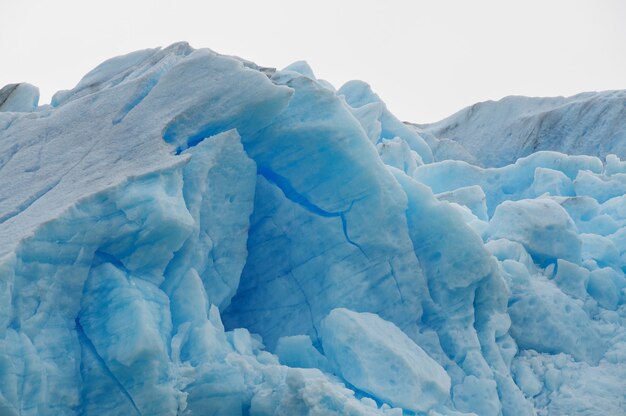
[1,42,625,415]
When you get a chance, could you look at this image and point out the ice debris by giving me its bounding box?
[0,42,625,415]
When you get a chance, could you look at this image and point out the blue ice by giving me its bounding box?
[0,42,625,416]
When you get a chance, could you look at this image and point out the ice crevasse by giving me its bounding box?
[0,42,625,415]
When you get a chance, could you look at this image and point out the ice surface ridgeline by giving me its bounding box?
[418,91,626,167]
[1,42,625,415]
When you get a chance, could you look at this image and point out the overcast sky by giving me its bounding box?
[1,0,625,123]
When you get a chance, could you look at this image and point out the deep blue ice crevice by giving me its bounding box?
[224,167,425,351]
[257,165,367,257]
[386,261,405,303]
[75,319,142,416]
[224,72,427,353]
[164,129,256,310]
[242,73,414,255]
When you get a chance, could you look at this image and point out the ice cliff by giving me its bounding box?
[0,42,625,416]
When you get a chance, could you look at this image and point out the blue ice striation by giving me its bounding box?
[0,42,625,415]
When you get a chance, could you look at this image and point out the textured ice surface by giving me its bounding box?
[488,199,582,264]
[0,83,39,112]
[320,308,451,413]
[1,43,625,415]
[420,92,626,167]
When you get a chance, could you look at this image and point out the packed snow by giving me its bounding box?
[0,42,625,415]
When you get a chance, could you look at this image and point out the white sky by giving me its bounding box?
[1,0,625,123]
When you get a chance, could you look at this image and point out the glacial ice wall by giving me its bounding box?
[0,42,625,416]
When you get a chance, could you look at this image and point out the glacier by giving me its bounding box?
[0,42,625,415]
[418,92,626,167]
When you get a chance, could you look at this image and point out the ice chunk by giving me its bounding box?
[320,308,451,413]
[508,277,606,364]
[486,238,536,272]
[427,136,481,165]
[555,196,620,236]
[149,48,293,153]
[532,167,575,196]
[377,137,423,175]
[339,80,434,163]
[605,154,626,175]
[511,360,542,398]
[51,43,192,107]
[575,171,626,203]
[587,268,622,310]
[451,375,500,416]
[574,171,626,203]
[275,335,330,372]
[414,151,603,217]
[283,60,316,79]
[249,366,388,415]
[553,259,590,300]
[349,101,384,143]
[488,198,581,264]
[580,233,620,269]
[436,185,488,221]
[600,195,626,227]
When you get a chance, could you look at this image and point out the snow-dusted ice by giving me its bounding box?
[420,92,626,167]
[0,42,625,415]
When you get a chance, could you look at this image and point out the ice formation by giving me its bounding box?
[420,92,626,167]
[0,42,625,415]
